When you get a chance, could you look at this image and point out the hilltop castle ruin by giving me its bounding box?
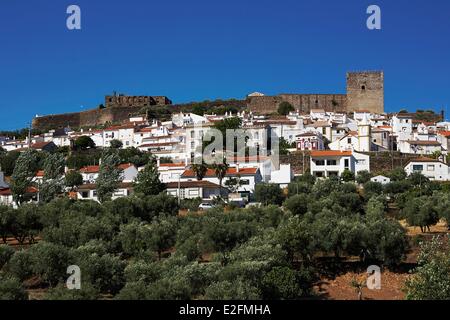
[246,71,384,114]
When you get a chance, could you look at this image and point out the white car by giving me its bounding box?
[198,203,214,211]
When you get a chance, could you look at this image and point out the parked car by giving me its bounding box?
[198,203,214,211]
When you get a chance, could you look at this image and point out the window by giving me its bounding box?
[327,160,337,166]
[190,131,195,138]
[344,159,349,168]
[315,160,325,166]
[241,179,250,185]
[93,191,97,197]
[412,165,423,171]
[427,165,435,171]
[315,172,324,178]
[347,138,352,144]
[189,190,199,196]
[81,191,89,198]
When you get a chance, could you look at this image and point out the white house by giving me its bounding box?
[310,150,370,178]
[181,166,262,198]
[437,131,450,152]
[269,164,293,188]
[157,162,187,183]
[77,183,134,202]
[399,140,442,155]
[165,180,227,201]
[79,163,138,184]
[404,157,450,181]
[370,175,391,185]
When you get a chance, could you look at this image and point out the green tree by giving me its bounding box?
[191,160,208,181]
[0,151,20,176]
[255,183,285,206]
[356,170,372,184]
[12,204,42,244]
[363,181,383,198]
[134,160,166,196]
[10,149,39,205]
[0,275,28,300]
[39,153,66,203]
[261,266,313,299]
[205,279,261,300]
[341,169,355,182]
[389,168,407,181]
[44,283,99,300]
[0,244,15,269]
[211,160,229,199]
[403,197,439,232]
[147,216,178,260]
[65,170,83,190]
[408,172,430,187]
[109,139,123,149]
[29,241,71,286]
[283,194,309,216]
[277,102,295,116]
[404,236,450,300]
[96,149,123,203]
[0,205,14,244]
[73,136,96,151]
[73,250,126,294]
[6,250,33,281]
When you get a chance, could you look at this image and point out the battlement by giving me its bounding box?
[105,94,172,109]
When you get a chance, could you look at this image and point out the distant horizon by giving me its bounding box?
[1,0,450,130]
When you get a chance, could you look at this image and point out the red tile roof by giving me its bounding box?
[310,150,352,157]
[35,170,45,177]
[405,140,441,146]
[77,182,134,191]
[182,167,259,178]
[166,181,223,189]
[409,157,441,163]
[79,163,134,174]
[438,131,450,138]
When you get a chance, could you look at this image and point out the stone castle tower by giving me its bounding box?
[346,71,384,114]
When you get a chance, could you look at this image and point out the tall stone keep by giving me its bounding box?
[346,71,384,114]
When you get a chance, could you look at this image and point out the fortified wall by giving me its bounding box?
[247,71,384,114]
[32,94,172,130]
[32,106,143,130]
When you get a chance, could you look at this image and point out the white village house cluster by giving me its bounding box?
[1,104,450,207]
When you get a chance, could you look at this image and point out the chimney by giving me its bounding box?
[236,164,240,173]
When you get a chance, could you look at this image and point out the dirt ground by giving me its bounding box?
[314,270,411,300]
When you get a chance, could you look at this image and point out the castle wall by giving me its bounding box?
[247,71,384,115]
[32,107,142,130]
[247,94,347,114]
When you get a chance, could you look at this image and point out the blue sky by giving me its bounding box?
[1,0,450,130]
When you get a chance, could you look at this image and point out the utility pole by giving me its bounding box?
[28,122,32,149]
[177,175,181,205]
